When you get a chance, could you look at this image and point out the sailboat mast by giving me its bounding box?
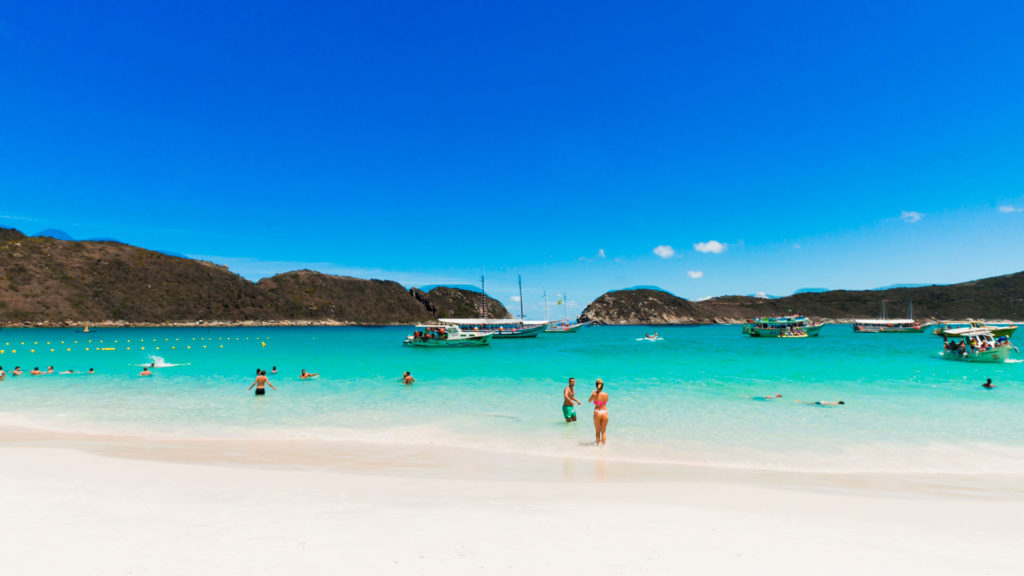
[563,289,567,321]
[518,275,525,320]
[480,268,488,318]
[543,290,549,322]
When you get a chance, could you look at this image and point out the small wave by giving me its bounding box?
[136,355,188,368]
[1005,359,1023,364]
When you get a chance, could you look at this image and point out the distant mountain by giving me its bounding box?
[873,283,929,290]
[0,226,510,325]
[581,272,1024,324]
[417,284,483,293]
[0,228,284,323]
[622,285,676,295]
[579,289,706,324]
[34,228,73,241]
[792,288,829,294]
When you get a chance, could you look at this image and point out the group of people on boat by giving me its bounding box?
[411,328,448,342]
[943,335,1014,356]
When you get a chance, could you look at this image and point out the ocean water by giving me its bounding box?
[0,325,1021,477]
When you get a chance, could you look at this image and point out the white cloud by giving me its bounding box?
[900,211,922,223]
[597,248,606,258]
[694,240,726,254]
[653,245,675,259]
[687,270,703,279]
[998,205,1022,213]
[510,295,521,302]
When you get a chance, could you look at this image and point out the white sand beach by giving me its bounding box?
[1,430,1022,576]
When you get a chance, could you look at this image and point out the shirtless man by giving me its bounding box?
[300,369,319,379]
[47,366,54,374]
[402,371,415,385]
[30,367,44,375]
[562,377,582,422]
[140,367,152,376]
[0,366,5,381]
[12,366,23,376]
[248,370,276,396]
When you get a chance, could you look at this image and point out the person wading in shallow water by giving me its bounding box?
[588,379,609,445]
[562,377,581,422]
[249,370,276,396]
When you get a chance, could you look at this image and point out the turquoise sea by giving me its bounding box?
[1,325,1021,479]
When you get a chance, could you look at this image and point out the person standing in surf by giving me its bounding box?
[249,370,276,396]
[562,377,581,422]
[588,379,609,445]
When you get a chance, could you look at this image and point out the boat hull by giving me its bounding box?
[743,323,823,337]
[936,325,1017,338]
[404,334,493,347]
[545,321,592,333]
[492,323,548,338]
[854,325,927,333]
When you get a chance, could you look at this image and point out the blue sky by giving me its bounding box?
[2,1,1023,318]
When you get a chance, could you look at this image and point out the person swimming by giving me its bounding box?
[797,400,845,406]
[248,370,276,396]
[140,367,152,376]
[300,369,319,379]
[746,393,783,401]
[12,366,23,376]
[402,371,415,385]
[982,378,996,389]
[30,367,43,375]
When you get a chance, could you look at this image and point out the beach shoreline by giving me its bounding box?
[2,422,1022,500]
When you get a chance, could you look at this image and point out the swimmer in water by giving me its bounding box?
[271,366,278,374]
[87,368,94,374]
[746,393,783,400]
[248,370,276,396]
[982,378,996,389]
[300,369,319,379]
[797,400,845,406]
[13,366,23,376]
[402,371,415,385]
[0,366,5,381]
[140,367,152,377]
[47,366,54,374]
[60,369,75,374]
[30,367,44,375]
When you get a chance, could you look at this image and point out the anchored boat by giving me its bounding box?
[403,324,494,347]
[438,318,549,338]
[853,300,929,333]
[934,321,1018,339]
[742,315,824,337]
[940,328,1017,363]
[546,320,593,333]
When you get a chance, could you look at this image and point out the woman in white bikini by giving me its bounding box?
[589,379,609,446]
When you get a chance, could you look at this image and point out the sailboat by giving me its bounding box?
[440,273,548,338]
[545,290,592,333]
[852,300,929,333]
